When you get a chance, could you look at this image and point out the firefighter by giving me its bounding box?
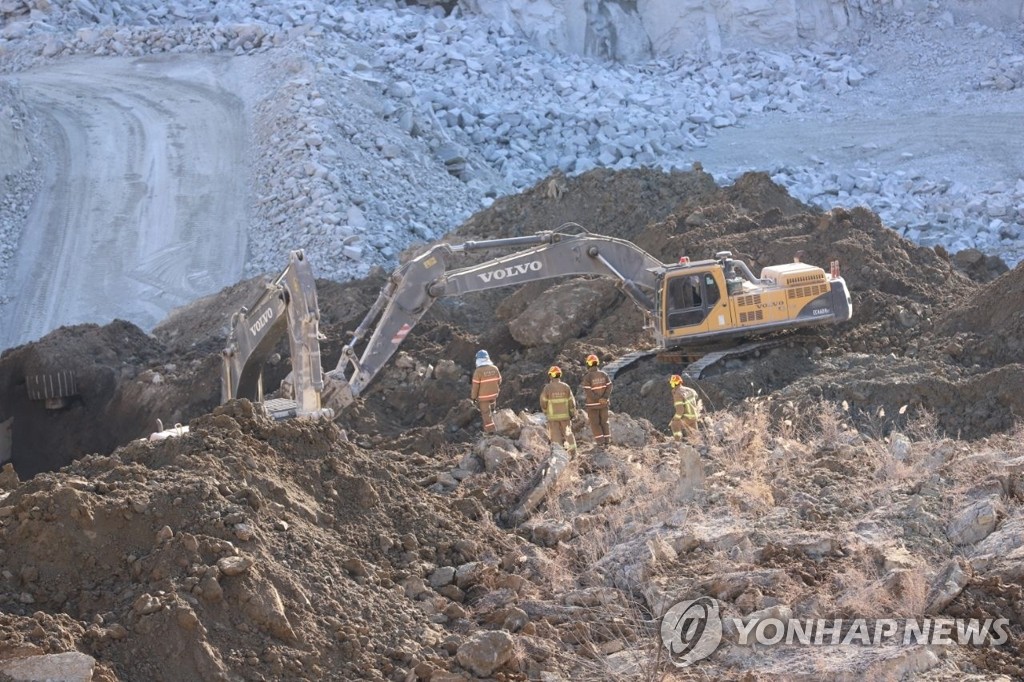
[471,349,501,433]
[539,365,577,454]
[668,374,701,442]
[581,354,612,446]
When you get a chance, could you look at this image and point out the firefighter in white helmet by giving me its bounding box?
[471,350,501,433]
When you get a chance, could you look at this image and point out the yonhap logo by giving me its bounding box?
[659,595,1009,667]
[660,596,723,667]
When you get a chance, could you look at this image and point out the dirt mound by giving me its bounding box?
[152,277,271,357]
[0,401,548,680]
[453,166,720,244]
[3,167,1014,473]
[931,261,1024,369]
[0,321,215,478]
[4,391,1023,680]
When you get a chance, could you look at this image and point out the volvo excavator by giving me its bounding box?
[221,225,852,420]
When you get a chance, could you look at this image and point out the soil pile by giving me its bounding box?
[3,166,1020,470]
[0,401,551,681]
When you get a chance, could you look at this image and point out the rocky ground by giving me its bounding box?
[1,168,1023,680]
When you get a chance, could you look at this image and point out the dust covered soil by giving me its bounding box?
[2,168,1024,679]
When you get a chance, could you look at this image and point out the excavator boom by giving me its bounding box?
[323,229,664,411]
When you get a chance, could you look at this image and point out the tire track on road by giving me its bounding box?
[0,56,251,349]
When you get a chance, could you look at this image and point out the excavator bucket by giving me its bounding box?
[320,370,355,416]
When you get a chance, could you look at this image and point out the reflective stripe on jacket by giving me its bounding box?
[582,369,612,407]
[472,364,501,401]
[540,380,576,421]
[673,385,699,420]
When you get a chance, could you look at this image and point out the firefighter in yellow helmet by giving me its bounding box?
[471,350,501,433]
[668,374,701,442]
[581,354,612,446]
[539,365,577,454]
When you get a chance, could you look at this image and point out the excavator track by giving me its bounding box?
[602,348,661,379]
[605,333,827,381]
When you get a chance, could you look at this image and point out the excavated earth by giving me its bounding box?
[1,168,1024,680]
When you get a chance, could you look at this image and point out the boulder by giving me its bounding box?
[508,280,620,346]
[491,408,523,437]
[675,443,704,501]
[947,498,1003,546]
[456,630,515,677]
[608,412,651,447]
[0,652,96,682]
[924,559,971,614]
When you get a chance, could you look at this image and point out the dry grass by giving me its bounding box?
[832,553,930,619]
[812,400,855,449]
[563,594,672,682]
[486,401,1024,679]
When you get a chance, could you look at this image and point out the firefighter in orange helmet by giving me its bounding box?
[668,374,701,442]
[581,354,612,446]
[471,350,501,433]
[539,365,577,454]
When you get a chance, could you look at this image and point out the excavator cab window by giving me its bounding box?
[665,271,719,328]
[704,274,721,306]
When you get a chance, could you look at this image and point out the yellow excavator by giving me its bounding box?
[221,225,851,419]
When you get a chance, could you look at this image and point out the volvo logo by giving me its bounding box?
[477,260,543,283]
[249,307,275,336]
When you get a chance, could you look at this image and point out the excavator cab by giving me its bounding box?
[653,250,851,349]
[663,269,722,331]
[655,259,732,344]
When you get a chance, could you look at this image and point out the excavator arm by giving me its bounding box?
[221,250,330,419]
[323,227,663,412]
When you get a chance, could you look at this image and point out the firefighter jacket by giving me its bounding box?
[581,368,612,408]
[471,363,501,402]
[540,379,577,421]
[672,385,700,420]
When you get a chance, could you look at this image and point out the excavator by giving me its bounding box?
[220,250,333,420]
[221,224,852,420]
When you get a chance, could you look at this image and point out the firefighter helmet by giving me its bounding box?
[669,374,683,388]
[548,366,562,378]
[585,354,600,367]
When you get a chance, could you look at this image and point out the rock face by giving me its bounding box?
[466,0,1024,59]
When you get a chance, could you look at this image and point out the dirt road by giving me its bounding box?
[0,56,251,350]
